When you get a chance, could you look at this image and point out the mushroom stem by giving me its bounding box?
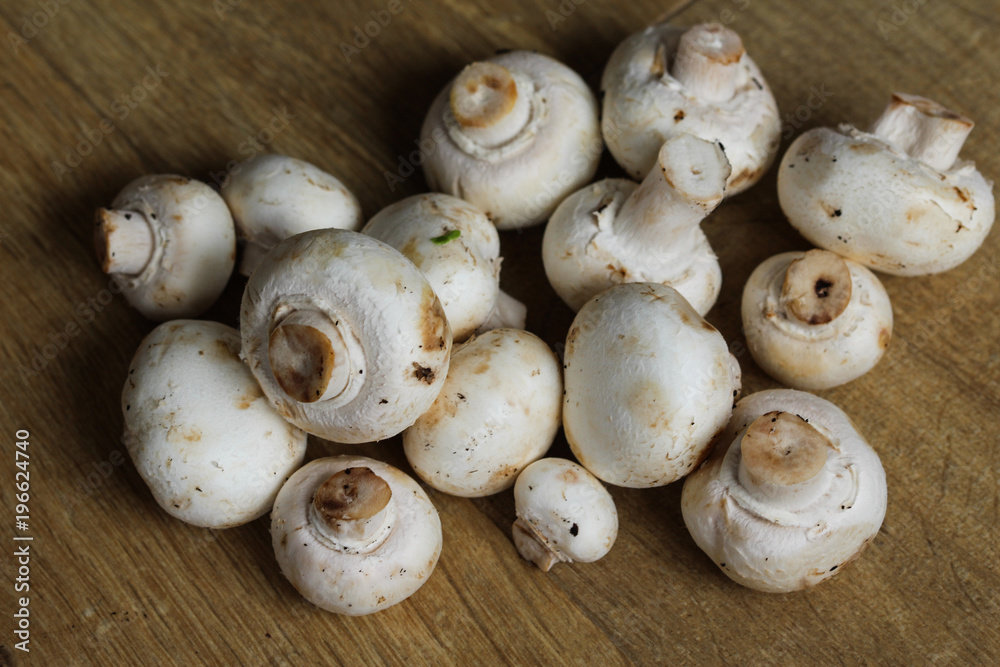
[310,467,395,552]
[869,92,974,171]
[239,240,271,277]
[268,309,353,403]
[477,289,527,334]
[669,23,745,103]
[780,249,853,325]
[512,517,566,572]
[737,411,832,510]
[614,134,730,254]
[94,208,154,275]
[449,62,532,148]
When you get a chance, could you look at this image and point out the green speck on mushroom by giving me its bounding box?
[430,229,461,245]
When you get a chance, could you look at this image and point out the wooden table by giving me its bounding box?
[1,0,998,663]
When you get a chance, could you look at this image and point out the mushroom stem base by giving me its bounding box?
[94,208,154,275]
[869,92,973,171]
[670,23,745,103]
[512,518,566,572]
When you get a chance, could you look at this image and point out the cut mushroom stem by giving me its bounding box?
[268,309,352,404]
[512,519,565,572]
[669,22,745,103]
[449,62,532,148]
[780,249,853,325]
[869,92,974,171]
[309,467,395,553]
[615,134,730,253]
[94,208,154,275]
[737,411,832,510]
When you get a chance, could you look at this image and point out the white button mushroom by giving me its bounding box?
[121,320,307,528]
[271,455,442,615]
[512,458,618,571]
[563,283,741,487]
[420,51,601,229]
[601,22,780,194]
[221,153,363,276]
[240,229,452,443]
[94,175,236,320]
[362,193,525,341]
[542,133,730,315]
[778,93,995,276]
[681,389,887,592]
[402,328,562,497]
[742,249,893,390]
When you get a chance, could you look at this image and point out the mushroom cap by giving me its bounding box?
[421,50,601,229]
[778,127,995,276]
[222,153,362,250]
[108,175,235,320]
[563,283,739,487]
[240,229,452,443]
[681,389,887,592]
[542,177,722,316]
[601,23,780,193]
[271,456,442,615]
[742,251,893,390]
[363,194,501,341]
[514,458,618,564]
[121,320,307,528]
[403,328,562,497]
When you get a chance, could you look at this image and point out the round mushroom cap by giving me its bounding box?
[421,50,601,229]
[778,126,995,276]
[122,320,307,528]
[601,22,780,193]
[681,389,887,592]
[271,456,442,615]
[742,250,893,390]
[107,175,235,320]
[240,229,452,443]
[403,328,562,497]
[222,153,362,249]
[363,194,501,341]
[564,283,739,487]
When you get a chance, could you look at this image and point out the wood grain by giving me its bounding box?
[1,0,997,664]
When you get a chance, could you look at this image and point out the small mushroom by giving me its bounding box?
[601,22,780,193]
[542,133,730,315]
[512,458,618,571]
[240,229,452,443]
[403,328,562,497]
[681,389,887,592]
[271,456,442,615]
[563,283,741,487]
[121,320,307,528]
[421,50,601,229]
[221,153,363,276]
[778,93,995,276]
[362,194,525,341]
[742,249,893,390]
[94,175,236,320]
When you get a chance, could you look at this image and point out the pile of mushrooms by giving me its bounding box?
[94,10,994,614]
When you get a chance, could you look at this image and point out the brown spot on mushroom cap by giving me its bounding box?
[236,382,265,410]
[413,363,435,384]
[741,412,831,486]
[313,467,392,524]
[782,250,852,325]
[878,328,892,350]
[268,323,337,403]
[417,285,449,352]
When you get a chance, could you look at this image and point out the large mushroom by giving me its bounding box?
[542,133,730,315]
[121,320,307,528]
[421,50,601,229]
[362,193,525,341]
[271,456,442,615]
[403,328,562,497]
[742,249,893,390]
[240,229,452,443]
[94,175,235,320]
[681,389,888,592]
[221,153,363,276]
[563,283,741,487]
[778,93,995,276]
[601,22,780,193]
